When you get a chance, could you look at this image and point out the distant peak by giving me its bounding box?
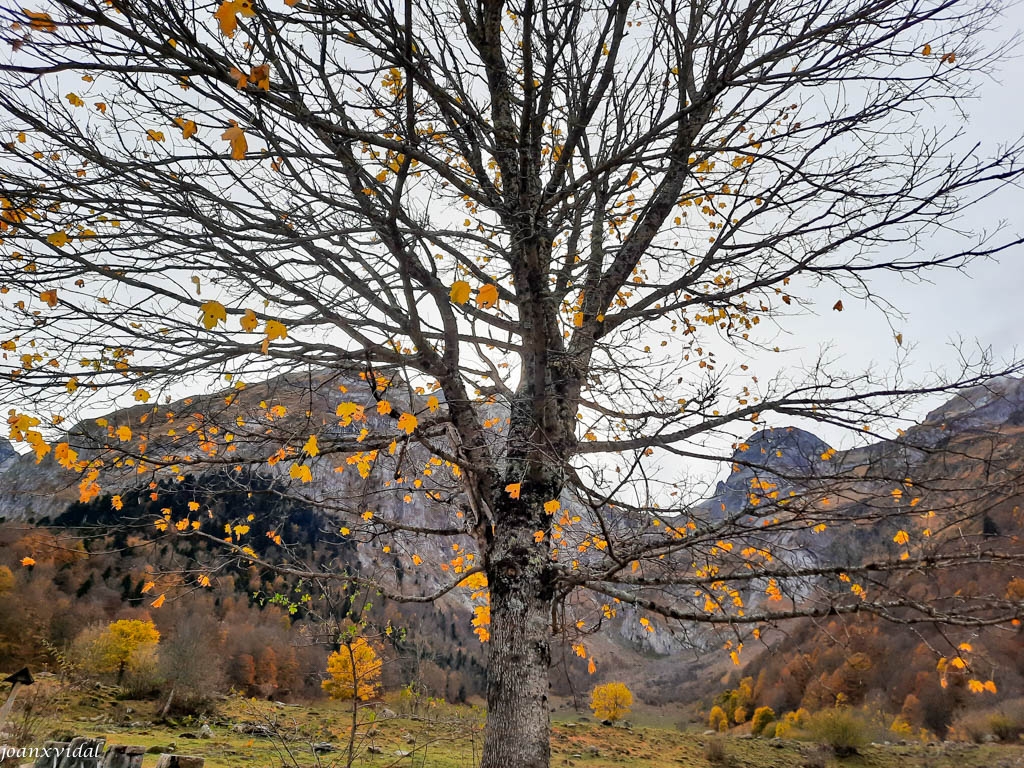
[922,376,1024,431]
[732,426,830,469]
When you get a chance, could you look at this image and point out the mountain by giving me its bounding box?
[0,374,1021,719]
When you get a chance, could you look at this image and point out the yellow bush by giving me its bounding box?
[751,706,776,736]
[889,716,913,736]
[709,705,729,732]
[787,708,810,727]
[733,706,748,724]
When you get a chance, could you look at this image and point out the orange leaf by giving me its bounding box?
[476,284,499,309]
[229,66,248,89]
[151,593,166,608]
[240,308,258,331]
[250,63,270,91]
[221,123,248,160]
[174,117,197,139]
[24,10,57,32]
[505,482,521,499]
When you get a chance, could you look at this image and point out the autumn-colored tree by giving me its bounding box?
[323,635,384,768]
[590,682,633,723]
[2,1,1024,766]
[322,637,383,702]
[84,619,160,685]
[255,647,279,693]
[708,705,729,732]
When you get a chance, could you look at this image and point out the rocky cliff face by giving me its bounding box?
[0,438,15,473]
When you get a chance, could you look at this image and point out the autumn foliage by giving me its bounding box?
[2,0,1024,765]
[322,637,383,702]
[590,682,633,723]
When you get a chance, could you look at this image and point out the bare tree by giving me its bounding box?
[2,0,1024,765]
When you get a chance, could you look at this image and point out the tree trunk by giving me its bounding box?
[480,513,555,768]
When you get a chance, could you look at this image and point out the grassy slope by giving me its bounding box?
[20,690,1023,768]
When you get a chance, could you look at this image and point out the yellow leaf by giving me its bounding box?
[198,574,211,587]
[893,529,910,546]
[111,495,123,511]
[264,319,287,341]
[151,593,166,608]
[199,300,227,329]
[377,400,392,415]
[146,129,165,142]
[412,554,422,566]
[240,308,258,331]
[20,556,35,567]
[336,402,365,425]
[173,117,197,139]
[303,434,319,456]
[289,462,312,483]
[427,395,440,412]
[958,642,973,652]
[476,284,499,309]
[213,0,254,37]
[572,312,584,328]
[133,389,150,403]
[396,412,418,434]
[449,280,471,304]
[221,124,247,160]
[47,231,70,247]
[141,581,155,593]
[968,679,984,693]
[533,530,545,543]
[984,680,997,693]
[587,657,596,675]
[188,501,200,512]
[116,425,132,441]
[66,92,85,107]
[39,289,58,307]
[544,499,560,514]
[505,482,521,499]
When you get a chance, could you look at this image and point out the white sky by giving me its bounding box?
[744,6,1024,444]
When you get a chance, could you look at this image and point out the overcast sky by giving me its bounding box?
[749,4,1024,443]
